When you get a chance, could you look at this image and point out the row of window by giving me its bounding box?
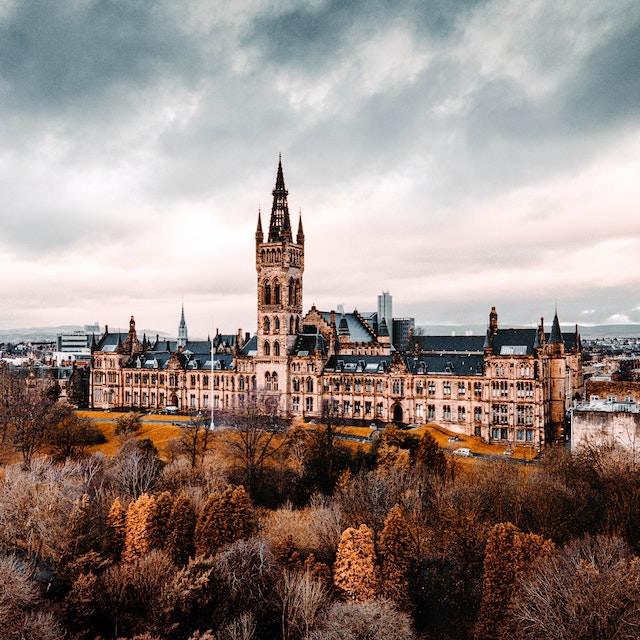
[491,427,535,441]
[263,315,300,335]
[261,278,301,308]
[492,364,533,378]
[492,403,535,425]
[260,248,302,266]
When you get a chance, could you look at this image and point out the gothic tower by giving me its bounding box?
[255,156,304,359]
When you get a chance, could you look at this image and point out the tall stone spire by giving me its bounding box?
[268,155,292,242]
[296,211,304,245]
[178,302,188,349]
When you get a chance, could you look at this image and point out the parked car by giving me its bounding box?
[453,447,473,457]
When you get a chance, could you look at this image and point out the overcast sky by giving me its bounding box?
[1,0,639,338]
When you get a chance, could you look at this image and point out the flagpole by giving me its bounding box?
[210,322,215,430]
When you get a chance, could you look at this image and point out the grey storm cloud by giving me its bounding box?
[0,0,639,333]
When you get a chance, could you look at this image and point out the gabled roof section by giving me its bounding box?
[319,311,377,343]
[490,328,539,355]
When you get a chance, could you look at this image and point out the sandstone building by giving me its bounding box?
[91,160,584,448]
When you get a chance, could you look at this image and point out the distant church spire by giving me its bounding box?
[296,211,304,245]
[268,155,292,242]
[178,301,188,348]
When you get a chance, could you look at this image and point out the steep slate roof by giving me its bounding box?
[490,328,539,355]
[239,335,258,356]
[324,354,390,374]
[320,312,376,343]
[96,333,128,352]
[406,353,485,376]
[409,335,485,353]
[291,330,327,356]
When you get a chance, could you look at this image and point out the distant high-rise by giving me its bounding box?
[393,317,415,351]
[378,291,393,345]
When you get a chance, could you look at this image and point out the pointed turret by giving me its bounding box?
[296,212,305,245]
[255,209,263,244]
[268,155,292,242]
[549,309,564,345]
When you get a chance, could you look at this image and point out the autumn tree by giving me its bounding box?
[104,497,127,561]
[166,493,196,566]
[333,524,377,602]
[123,493,157,563]
[45,403,105,461]
[377,504,413,611]
[475,522,555,640]
[412,430,447,478]
[194,486,256,557]
[301,397,352,495]
[115,411,143,435]
[157,555,226,639]
[149,490,174,551]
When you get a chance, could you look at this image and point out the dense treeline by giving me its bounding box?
[1,400,640,638]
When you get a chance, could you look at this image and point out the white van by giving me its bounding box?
[453,447,472,457]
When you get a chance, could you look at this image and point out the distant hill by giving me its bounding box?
[417,324,640,339]
[0,326,170,344]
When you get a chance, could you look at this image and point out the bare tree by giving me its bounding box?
[110,439,163,500]
[222,394,288,498]
[180,412,213,468]
[277,569,329,640]
[510,535,640,640]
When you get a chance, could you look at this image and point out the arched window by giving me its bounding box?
[251,375,257,391]
[274,341,280,356]
[274,281,281,305]
[307,377,314,393]
[265,372,272,390]
[261,249,265,262]
[264,282,271,305]
[289,279,294,305]
[272,372,279,391]
[264,341,271,356]
[274,316,280,331]
[239,376,245,391]
[295,317,300,332]
[264,317,270,333]
[290,316,295,334]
